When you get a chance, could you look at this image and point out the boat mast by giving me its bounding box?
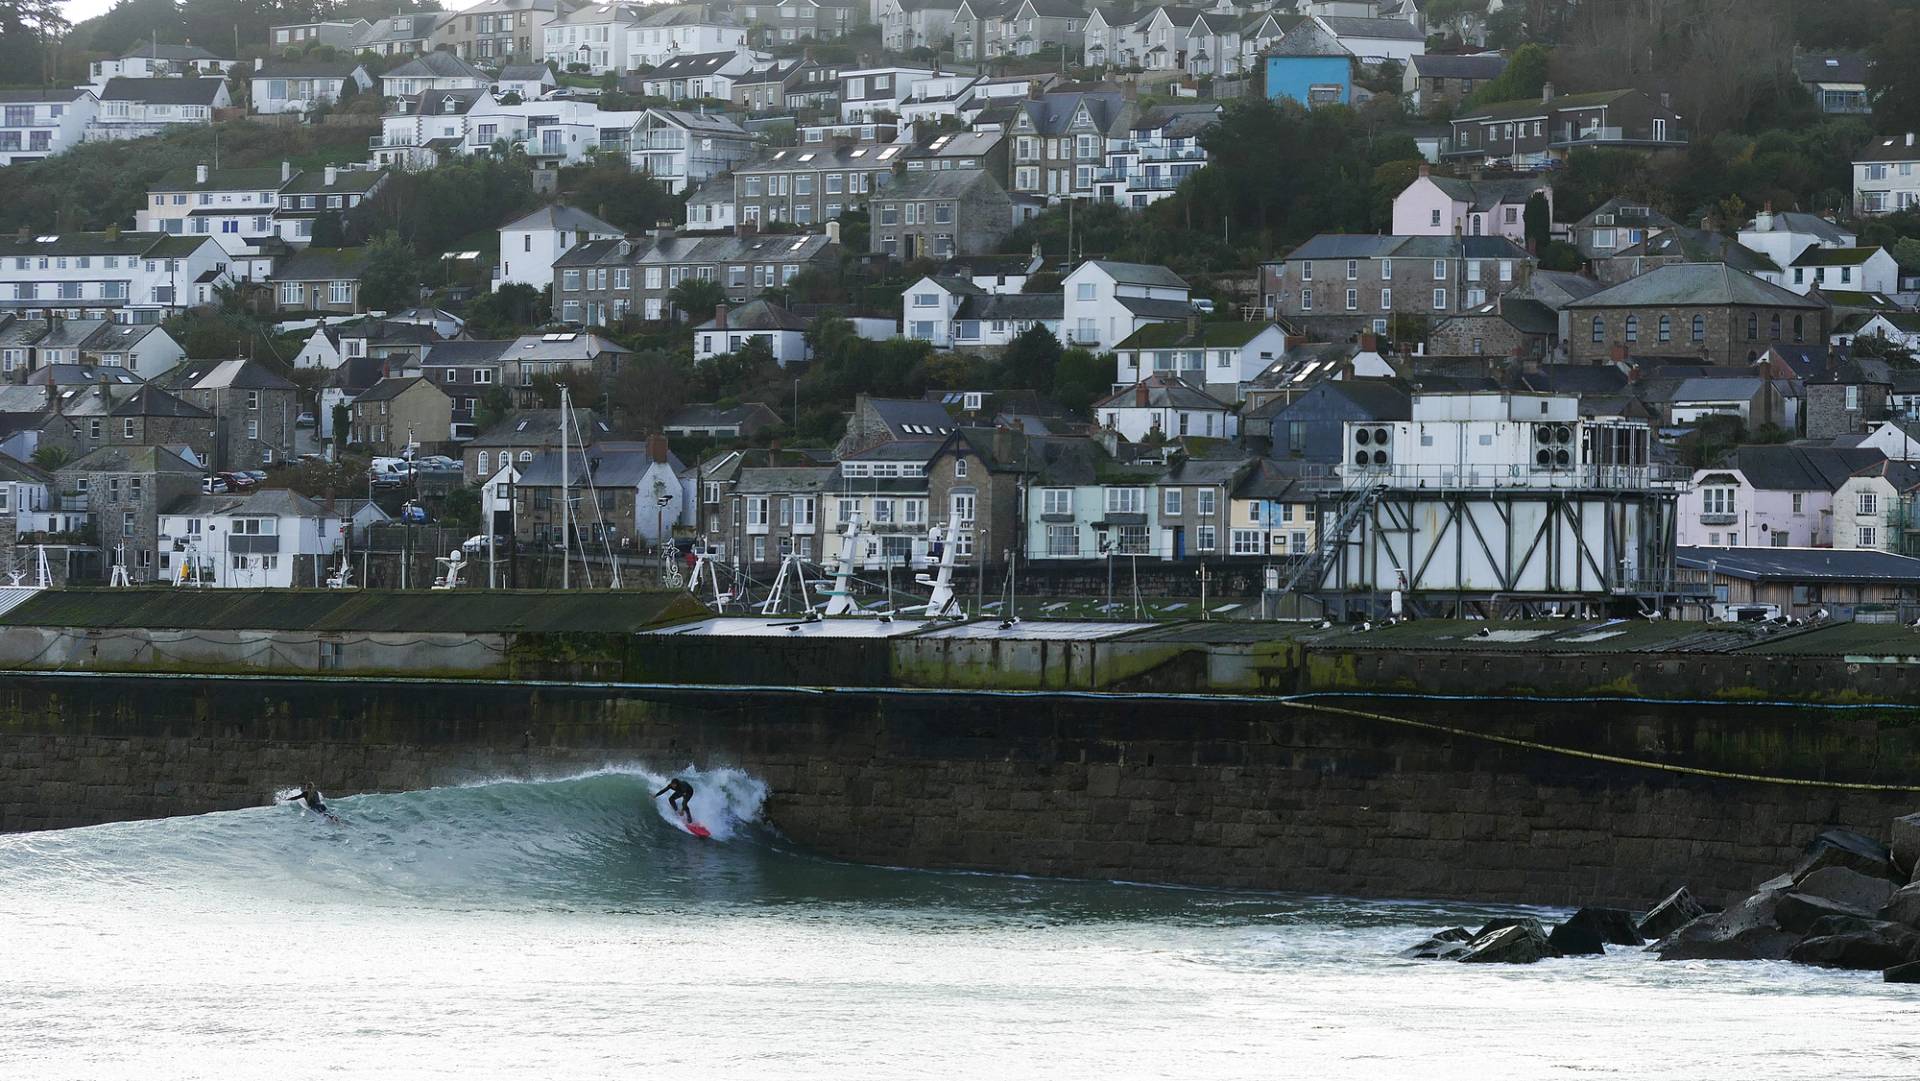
[560,387,570,591]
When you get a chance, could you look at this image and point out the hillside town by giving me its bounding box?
[2,0,1920,622]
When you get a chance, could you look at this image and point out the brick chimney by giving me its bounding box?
[992,423,1016,464]
[647,432,669,463]
[715,304,728,330]
[1135,383,1149,406]
[1418,162,1430,177]
[1359,332,1378,352]
[1609,343,1628,363]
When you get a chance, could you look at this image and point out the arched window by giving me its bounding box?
[1658,315,1671,343]
[1692,315,1705,342]
[1793,314,1805,342]
[1624,315,1638,343]
[1770,314,1781,340]
[520,450,533,462]
[1590,316,1604,343]
[477,451,489,474]
[1747,312,1758,340]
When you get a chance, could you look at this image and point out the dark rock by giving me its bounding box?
[1756,873,1794,893]
[1548,920,1606,956]
[1893,813,1920,881]
[1883,882,1920,928]
[1637,887,1707,941]
[1806,914,1893,938]
[1654,890,1797,962]
[1558,906,1644,947]
[1793,866,1897,912]
[1787,923,1920,971]
[1885,960,1920,983]
[1471,916,1543,941]
[1399,927,1475,959]
[1792,829,1895,883]
[1460,922,1553,964]
[1776,892,1877,935]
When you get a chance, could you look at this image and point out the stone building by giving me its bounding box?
[926,425,1038,569]
[1561,263,1829,366]
[1427,296,1558,359]
[1805,359,1892,441]
[731,143,904,229]
[351,376,453,456]
[869,169,1019,261]
[161,359,299,469]
[1262,234,1536,342]
[553,233,842,323]
[55,444,202,582]
[108,384,215,459]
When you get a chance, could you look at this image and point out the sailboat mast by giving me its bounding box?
[560,387,570,591]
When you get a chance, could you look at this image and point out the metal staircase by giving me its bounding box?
[1279,482,1386,596]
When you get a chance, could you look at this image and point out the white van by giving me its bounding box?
[368,458,413,488]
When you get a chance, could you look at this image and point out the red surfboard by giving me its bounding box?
[685,821,712,838]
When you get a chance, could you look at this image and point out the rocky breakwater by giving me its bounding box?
[1401,814,1920,980]
[1652,814,1920,983]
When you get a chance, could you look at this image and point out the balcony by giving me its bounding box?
[229,534,281,554]
[369,135,416,149]
[1699,512,1737,526]
[1341,462,1691,492]
[1094,169,1192,191]
[1550,126,1689,148]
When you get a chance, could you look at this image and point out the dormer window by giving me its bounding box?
[442,97,457,113]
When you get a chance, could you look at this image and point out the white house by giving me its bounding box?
[79,322,185,380]
[158,488,344,588]
[381,51,494,98]
[902,276,980,347]
[249,58,373,115]
[497,204,624,291]
[637,49,756,102]
[273,165,388,246]
[682,180,737,232]
[494,64,558,99]
[1314,13,1425,63]
[936,253,1042,294]
[136,161,288,281]
[375,88,493,171]
[1835,312,1920,353]
[90,78,230,140]
[627,7,747,67]
[1785,247,1901,297]
[628,108,756,193]
[949,293,1063,350]
[0,455,59,538]
[1092,103,1219,210]
[88,42,240,87]
[0,231,233,322]
[542,2,643,75]
[1737,206,1856,269]
[1112,320,1291,404]
[1060,260,1195,351]
[1833,460,1920,552]
[693,300,811,366]
[0,89,99,166]
[839,66,937,123]
[1853,133,1920,216]
[1092,373,1238,442]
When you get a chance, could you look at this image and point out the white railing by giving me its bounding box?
[1341,462,1692,492]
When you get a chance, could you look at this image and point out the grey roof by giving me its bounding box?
[1117,295,1199,319]
[1854,133,1920,164]
[468,409,610,447]
[644,108,749,135]
[498,65,554,81]
[1410,53,1508,80]
[502,203,624,235]
[1317,15,1427,40]
[60,444,200,474]
[516,444,683,488]
[422,340,513,365]
[1709,445,1883,491]
[167,487,329,519]
[865,397,959,440]
[117,42,227,61]
[278,167,385,196]
[99,77,223,105]
[1092,374,1230,412]
[274,247,369,281]
[253,58,364,79]
[956,293,1063,321]
[1675,545,1920,583]
[731,465,836,493]
[1792,53,1869,85]
[171,358,296,392]
[872,169,1008,201]
[1757,212,1855,245]
[503,332,630,360]
[1017,90,1129,137]
[1671,376,1765,402]
[694,299,809,332]
[109,384,209,418]
[665,402,780,429]
[1612,226,1779,274]
[355,376,443,403]
[1080,260,1188,289]
[645,51,740,78]
[0,88,91,103]
[1567,264,1825,310]
[1425,175,1545,212]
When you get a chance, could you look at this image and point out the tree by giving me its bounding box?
[1524,191,1551,253]
[465,283,549,338]
[358,231,421,312]
[30,445,71,470]
[1871,13,1920,135]
[668,277,726,322]
[1051,348,1109,417]
[559,161,680,232]
[607,350,691,436]
[1470,43,1550,107]
[310,211,346,248]
[992,324,1063,392]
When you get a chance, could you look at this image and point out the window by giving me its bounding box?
[954,458,968,479]
[1747,312,1758,340]
[1076,283,1096,301]
[1104,487,1143,514]
[1847,384,1861,411]
[1042,488,1072,515]
[1860,493,1879,516]
[1432,259,1446,280]
[1379,288,1391,309]
[1196,525,1215,552]
[1302,289,1313,311]
[1432,288,1446,310]
[1624,316,1638,343]
[1792,493,1803,514]
[1345,289,1357,311]
[1658,315,1670,343]
[1702,487,1735,516]
[1164,489,1182,516]
[1860,526,1878,548]
[1345,259,1358,280]
[1196,489,1215,516]
[1692,315,1705,342]
[1231,529,1263,555]
[1046,524,1079,556]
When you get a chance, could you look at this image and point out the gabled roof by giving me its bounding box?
[98,77,224,105]
[117,42,227,61]
[695,299,810,332]
[1316,14,1426,40]
[0,88,92,104]
[1854,134,1920,164]
[109,384,209,418]
[954,293,1063,322]
[1092,373,1231,412]
[498,64,555,81]
[862,396,960,441]
[1114,321,1280,350]
[1792,246,1883,268]
[1016,90,1129,136]
[355,375,444,403]
[1076,259,1188,289]
[421,339,512,365]
[502,203,624,235]
[1792,53,1869,85]
[152,162,283,191]
[467,408,609,447]
[1422,175,1544,212]
[646,51,744,78]
[872,168,1007,201]
[276,166,385,196]
[253,58,365,79]
[1709,445,1883,491]
[60,444,200,475]
[1610,226,1778,274]
[1566,263,1824,310]
[1409,53,1508,80]
[1747,211,1854,244]
[170,358,296,392]
[666,402,781,429]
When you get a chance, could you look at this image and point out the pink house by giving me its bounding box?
[1390,165,1551,245]
[1679,445,1882,548]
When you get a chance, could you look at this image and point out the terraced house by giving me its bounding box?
[0,89,99,166]
[1262,233,1537,340]
[0,232,232,323]
[1442,86,1686,170]
[553,233,840,323]
[426,0,565,64]
[1009,89,1130,200]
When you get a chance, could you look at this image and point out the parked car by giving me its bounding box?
[400,501,430,524]
[219,471,257,490]
[202,476,228,494]
[1192,298,1216,314]
[369,458,412,488]
[240,470,267,483]
[295,411,316,428]
[414,455,460,472]
[461,533,509,554]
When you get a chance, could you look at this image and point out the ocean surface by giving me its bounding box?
[1,768,1914,1080]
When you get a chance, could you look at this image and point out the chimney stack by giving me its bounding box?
[324,165,338,187]
[1417,162,1430,177]
[1359,332,1378,353]
[825,219,841,244]
[281,160,292,183]
[715,304,728,330]
[1609,343,1628,364]
[647,432,669,464]
[1540,81,1553,104]
[1135,383,1149,407]
[195,162,209,185]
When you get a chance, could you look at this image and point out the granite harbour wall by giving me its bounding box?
[4,672,1916,909]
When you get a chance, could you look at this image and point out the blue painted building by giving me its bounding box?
[1262,18,1354,108]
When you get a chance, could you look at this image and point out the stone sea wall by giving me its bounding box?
[4,672,1917,908]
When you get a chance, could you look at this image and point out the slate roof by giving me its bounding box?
[1853,133,1920,164]
[1317,15,1426,40]
[864,397,959,440]
[695,299,810,332]
[422,340,512,365]
[171,358,296,392]
[1410,53,1508,80]
[1610,226,1778,274]
[1093,373,1231,411]
[1566,263,1824,310]
[1792,53,1869,85]
[956,293,1063,322]
[1114,321,1278,350]
[1676,545,1920,583]
[1792,246,1882,267]
[355,375,441,403]
[152,165,283,192]
[665,402,781,428]
[99,77,224,105]
[646,51,741,78]
[109,384,209,418]
[502,204,624,234]
[1707,445,1883,491]
[498,65,554,81]
[117,42,227,61]
[384,52,490,82]
[0,88,91,103]
[1080,260,1188,289]
[1017,90,1129,137]
[1424,176,1545,212]
[516,445,683,488]
[60,444,200,474]
[872,168,1007,201]
[278,167,385,196]
[253,59,365,79]
[1750,211,1853,244]
[467,409,610,447]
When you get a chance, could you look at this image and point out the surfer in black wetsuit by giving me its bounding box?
[284,784,338,821]
[655,778,694,821]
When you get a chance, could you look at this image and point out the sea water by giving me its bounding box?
[1,768,1915,1080]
